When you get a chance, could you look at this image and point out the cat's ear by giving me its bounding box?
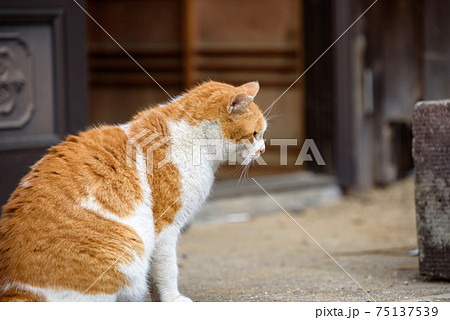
[237,81,259,98]
[228,92,252,115]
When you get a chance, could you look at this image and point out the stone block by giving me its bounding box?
[413,100,450,279]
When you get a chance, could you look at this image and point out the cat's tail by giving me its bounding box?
[0,286,46,302]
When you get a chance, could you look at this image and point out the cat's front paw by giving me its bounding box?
[161,293,193,302]
[173,295,193,302]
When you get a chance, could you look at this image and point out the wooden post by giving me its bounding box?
[181,0,197,89]
[413,100,450,279]
[332,0,357,189]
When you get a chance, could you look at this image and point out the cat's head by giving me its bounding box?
[181,80,267,165]
[218,81,267,165]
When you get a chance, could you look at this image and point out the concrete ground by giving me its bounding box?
[177,178,450,301]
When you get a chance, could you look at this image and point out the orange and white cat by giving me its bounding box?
[0,81,266,302]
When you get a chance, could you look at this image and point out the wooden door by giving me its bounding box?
[88,0,305,178]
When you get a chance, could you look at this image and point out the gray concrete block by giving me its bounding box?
[413,100,450,279]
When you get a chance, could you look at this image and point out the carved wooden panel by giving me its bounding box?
[0,1,88,207]
[0,35,34,129]
[0,11,61,151]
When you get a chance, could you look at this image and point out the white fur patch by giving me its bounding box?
[1,282,117,302]
[118,123,131,136]
[167,119,221,229]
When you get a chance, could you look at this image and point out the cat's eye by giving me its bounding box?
[253,132,258,137]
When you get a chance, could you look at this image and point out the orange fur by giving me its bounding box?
[0,81,265,301]
[0,127,143,298]
[0,288,46,302]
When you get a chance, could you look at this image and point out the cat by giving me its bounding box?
[0,81,267,302]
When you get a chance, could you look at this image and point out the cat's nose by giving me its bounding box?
[260,147,265,154]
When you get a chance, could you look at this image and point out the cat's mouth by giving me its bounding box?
[251,152,262,160]
[240,151,262,165]
[245,147,265,162]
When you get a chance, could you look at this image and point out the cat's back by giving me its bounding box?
[0,125,149,301]
[2,125,140,219]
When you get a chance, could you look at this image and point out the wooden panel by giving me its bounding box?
[181,0,197,88]
[89,43,182,87]
[196,0,300,43]
[194,0,305,172]
[88,0,181,44]
[195,44,300,86]
[88,0,183,124]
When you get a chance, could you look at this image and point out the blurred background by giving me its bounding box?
[1,0,450,301]
[0,0,449,206]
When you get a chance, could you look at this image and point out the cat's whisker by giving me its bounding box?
[237,166,246,186]
[232,163,245,174]
[265,113,280,123]
[244,162,252,184]
[237,158,252,186]
[243,163,249,181]
[238,169,245,186]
